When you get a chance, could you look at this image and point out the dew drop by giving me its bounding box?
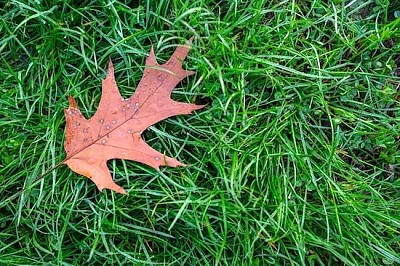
[106,126,110,130]
[99,119,104,123]
[120,97,124,101]
[101,139,106,144]
[155,157,159,161]
[135,102,140,107]
[83,128,88,133]
[127,130,132,134]
[75,122,80,126]
[126,104,130,108]
[122,108,126,112]
[112,120,116,124]
[67,110,72,115]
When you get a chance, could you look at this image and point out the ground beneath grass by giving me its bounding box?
[1,1,399,265]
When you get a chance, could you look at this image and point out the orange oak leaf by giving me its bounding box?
[63,39,204,194]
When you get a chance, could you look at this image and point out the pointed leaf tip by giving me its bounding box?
[109,185,127,195]
[106,59,115,78]
[186,70,196,76]
[146,46,158,66]
[98,183,127,195]
[187,36,195,44]
[68,96,78,108]
[108,59,114,69]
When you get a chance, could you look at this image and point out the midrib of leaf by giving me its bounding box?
[63,63,189,162]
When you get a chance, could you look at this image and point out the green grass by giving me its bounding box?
[1,0,399,265]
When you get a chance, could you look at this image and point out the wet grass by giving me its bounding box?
[0,0,399,265]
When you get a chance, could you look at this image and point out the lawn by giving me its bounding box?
[1,0,399,265]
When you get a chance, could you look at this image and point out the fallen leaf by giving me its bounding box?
[63,39,204,194]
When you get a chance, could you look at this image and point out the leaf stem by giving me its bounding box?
[0,161,64,208]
